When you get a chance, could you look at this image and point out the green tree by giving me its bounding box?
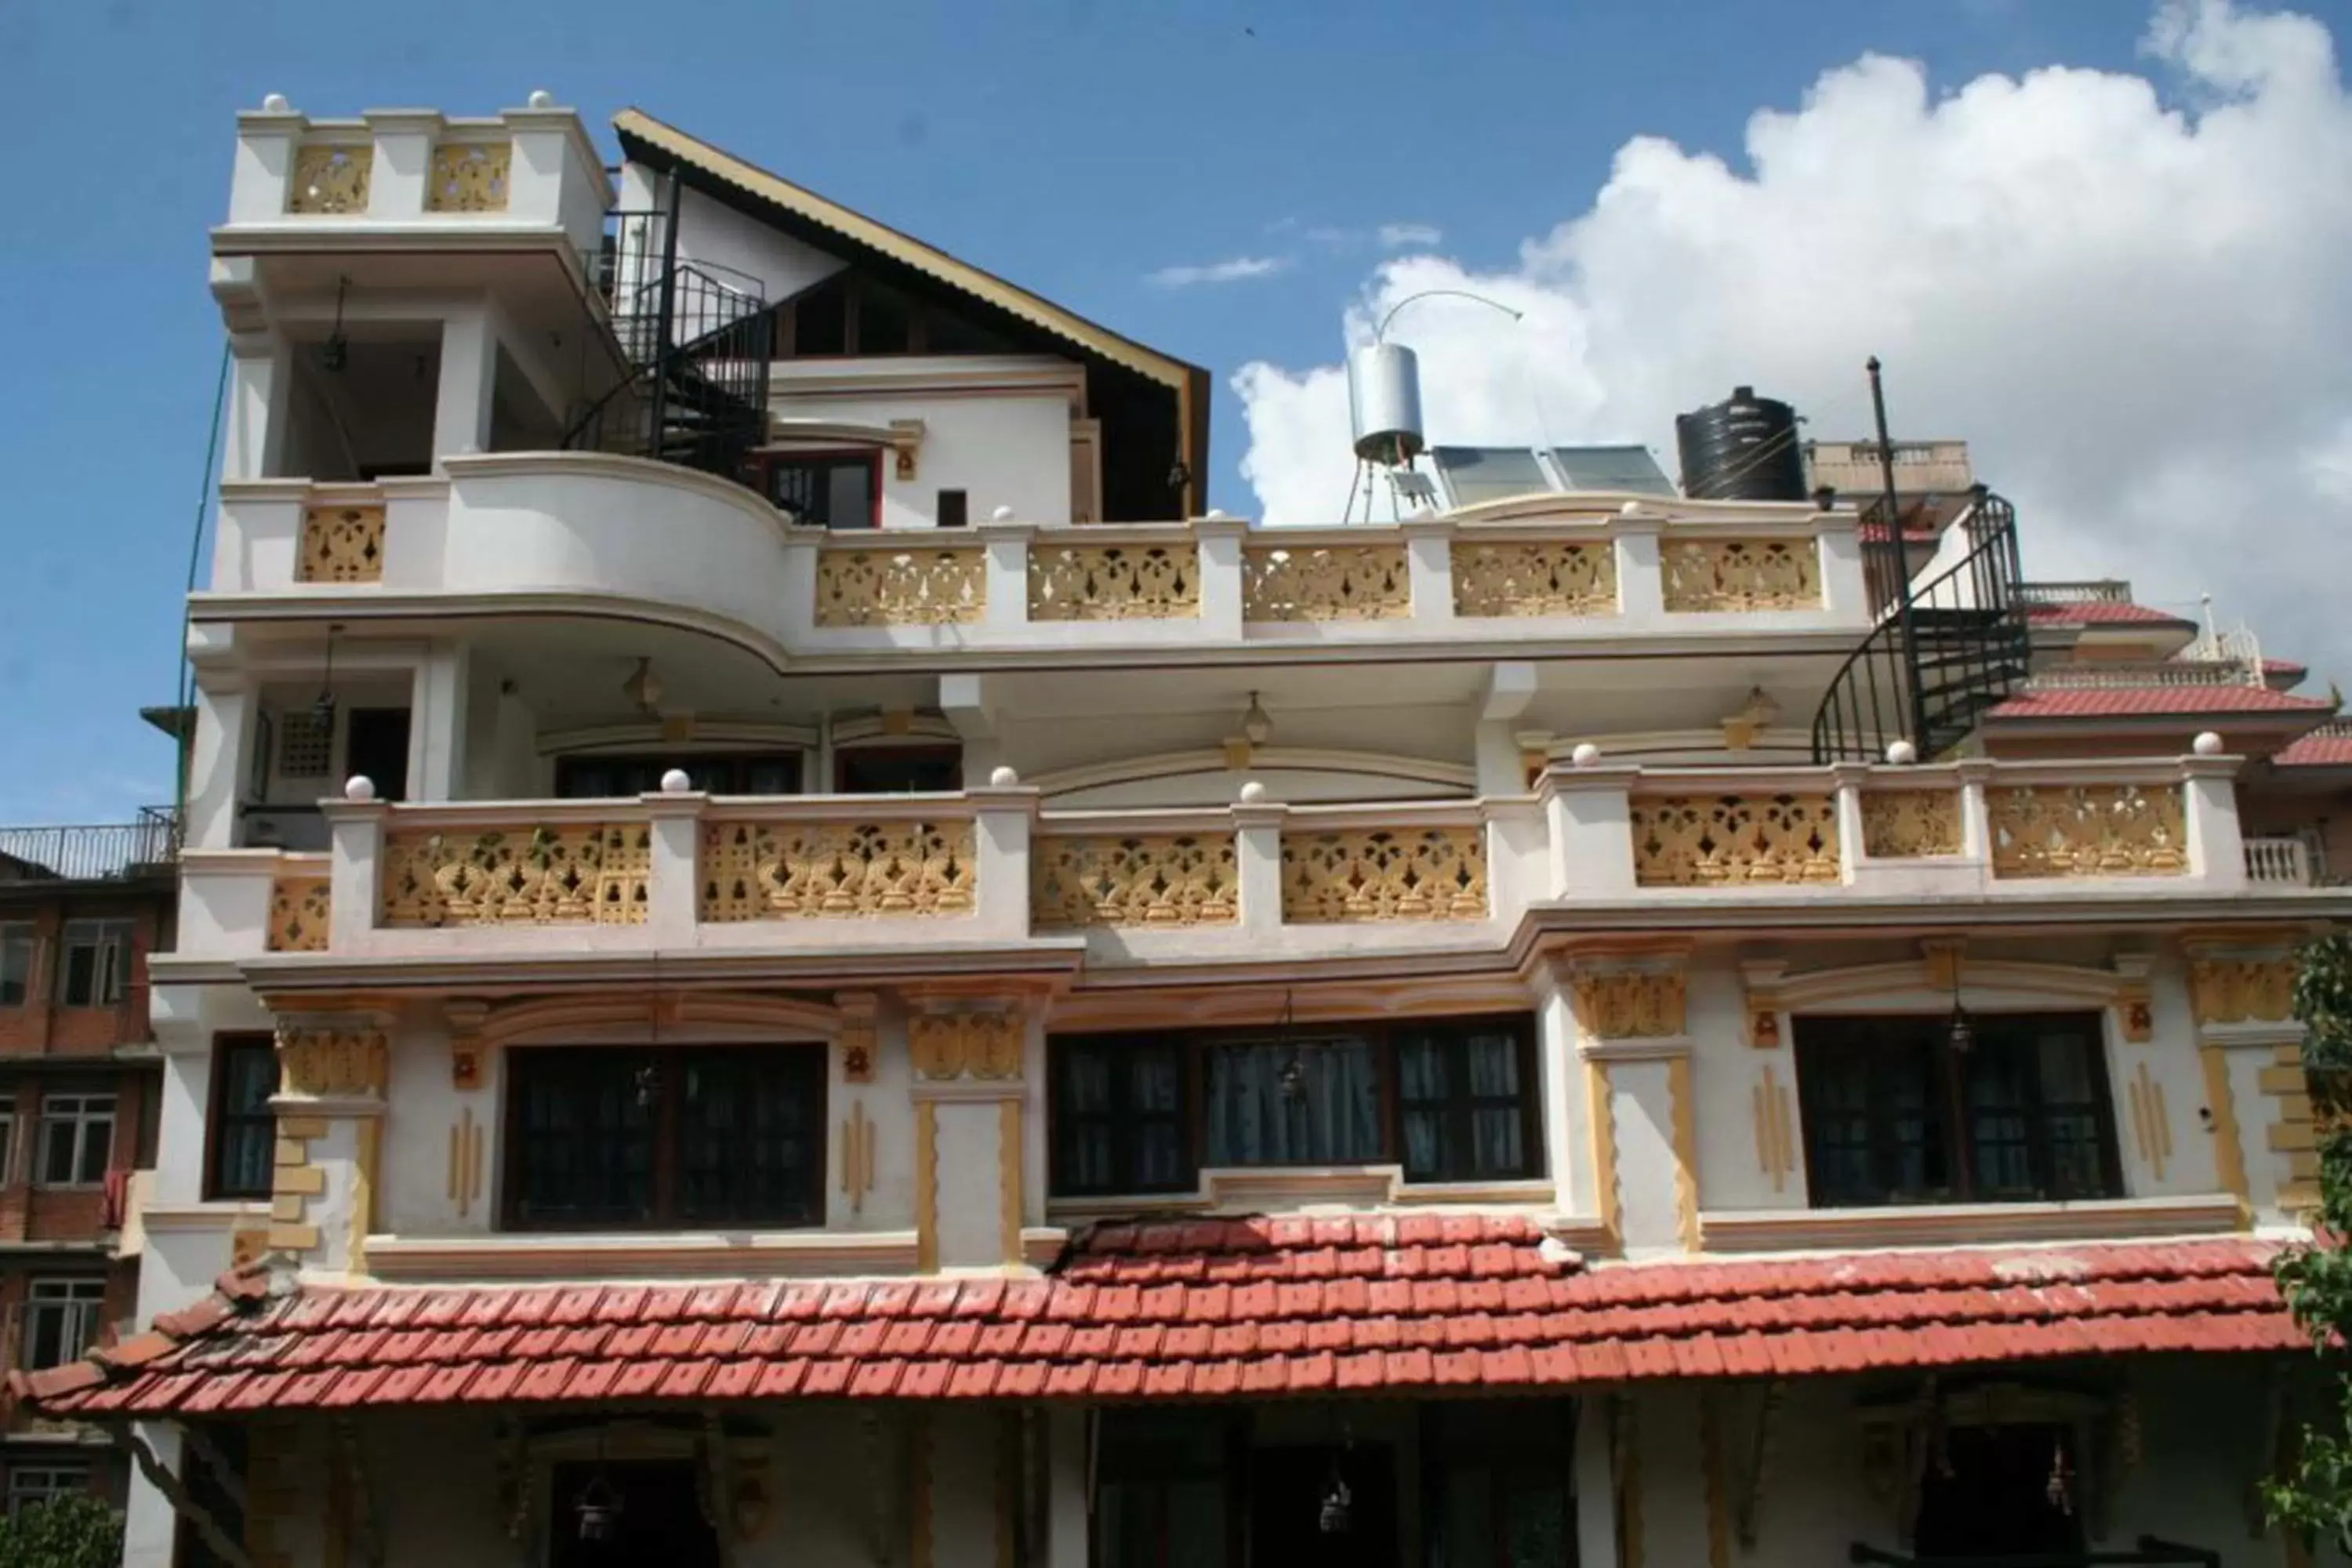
[2269,931,2352,1548]
[0,1492,125,1568]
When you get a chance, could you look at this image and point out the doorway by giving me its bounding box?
[1247,1445,1399,1568]
[1912,1425,2083,1559]
[546,1461,720,1568]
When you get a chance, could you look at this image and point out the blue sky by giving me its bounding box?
[2,0,2344,824]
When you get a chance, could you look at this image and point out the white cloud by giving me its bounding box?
[1148,255,1290,288]
[1235,0,2352,686]
[1377,222,1444,249]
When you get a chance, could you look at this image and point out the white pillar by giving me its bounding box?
[644,790,705,945]
[1045,1406,1091,1568]
[223,330,290,483]
[362,110,443,220]
[432,305,498,463]
[980,519,1033,633]
[971,784,1040,941]
[1613,514,1664,620]
[184,676,252,852]
[228,106,306,223]
[1540,766,1639,900]
[1573,1397,1620,1568]
[1194,517,1246,641]
[119,1424,183,1568]
[1815,510,1867,617]
[408,644,469,803]
[1234,801,1286,935]
[1402,514,1455,625]
[326,800,385,952]
[2182,755,2247,890]
[1831,762,1867,885]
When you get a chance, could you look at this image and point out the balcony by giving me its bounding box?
[158,753,2336,976]
[1803,439,1974,497]
[0,809,180,883]
[205,458,1877,661]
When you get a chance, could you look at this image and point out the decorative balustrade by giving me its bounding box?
[1241,546,1409,622]
[296,500,386,583]
[266,873,332,952]
[1629,794,1841,886]
[814,546,985,626]
[379,823,652,926]
[287,143,372,214]
[2026,662,2260,691]
[1986,785,2187,879]
[426,141,512,212]
[1033,834,1239,927]
[1659,539,1821,612]
[1279,827,1488,923]
[2244,837,2314,887]
[1451,541,1616,618]
[1027,543,1200,621]
[1859,791,1964,858]
[701,819,975,920]
[2014,580,2133,607]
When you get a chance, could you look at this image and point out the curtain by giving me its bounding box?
[1206,1038,1381,1165]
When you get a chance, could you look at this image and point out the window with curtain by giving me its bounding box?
[1050,1018,1538,1198]
[208,1035,278,1200]
[1793,1012,2119,1207]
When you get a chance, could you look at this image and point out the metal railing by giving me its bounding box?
[2025,660,2264,691]
[0,807,180,881]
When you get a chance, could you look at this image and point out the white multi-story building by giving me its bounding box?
[17,94,2352,1568]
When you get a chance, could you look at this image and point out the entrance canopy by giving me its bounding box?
[16,1221,2297,1419]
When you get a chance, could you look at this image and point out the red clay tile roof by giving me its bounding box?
[14,1224,2300,1417]
[2274,724,2352,768]
[1987,685,2336,721]
[2022,601,2196,629]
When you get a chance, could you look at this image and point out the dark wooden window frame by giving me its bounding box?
[1792,1010,2125,1208]
[499,1044,828,1232]
[553,750,807,800]
[832,742,964,795]
[1048,1015,1541,1198]
[205,1033,279,1201]
[755,449,882,530]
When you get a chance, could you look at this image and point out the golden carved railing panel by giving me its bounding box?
[1630,795,1841,886]
[1241,546,1410,622]
[288,144,372,214]
[1661,539,1820,612]
[426,142,511,212]
[1033,834,1240,928]
[1987,785,2187,878]
[380,824,652,927]
[701,820,975,920]
[1860,792,1963,858]
[1280,827,1487,923]
[1028,544,1200,621]
[1452,541,1616,618]
[815,547,985,626]
[297,504,386,583]
[267,876,331,953]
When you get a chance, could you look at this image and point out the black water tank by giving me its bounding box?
[1675,386,1807,501]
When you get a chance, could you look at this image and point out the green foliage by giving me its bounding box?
[0,1492,125,1568]
[2267,931,2352,1549]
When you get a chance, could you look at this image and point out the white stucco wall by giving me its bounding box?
[772,383,1076,528]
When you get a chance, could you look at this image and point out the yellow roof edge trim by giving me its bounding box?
[614,108,1198,392]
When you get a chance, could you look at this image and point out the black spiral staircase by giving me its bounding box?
[1811,488,2031,763]
[565,201,773,483]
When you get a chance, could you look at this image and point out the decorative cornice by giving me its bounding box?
[1699,1192,2244,1254]
[361,1229,928,1283]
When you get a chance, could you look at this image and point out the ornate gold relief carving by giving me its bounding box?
[1032,834,1239,928]
[277,1026,388,1099]
[1570,971,1688,1040]
[815,547,985,626]
[1752,1065,1796,1193]
[426,141,510,212]
[267,874,331,953]
[840,1103,877,1216]
[1241,545,1410,622]
[1452,541,1616,618]
[447,1105,486,1219]
[1629,795,1839,886]
[2189,957,2298,1025]
[1860,791,1963,858]
[700,820,975,920]
[1000,1100,1025,1266]
[1987,785,2187,879]
[382,824,652,927]
[1668,1055,1700,1253]
[2125,1062,2172,1181]
[1921,938,1967,995]
[288,143,372,214]
[2116,984,2154,1044]
[1027,544,1200,620]
[838,992,878,1084]
[909,1013,1024,1082]
[297,504,386,583]
[1660,539,1820,612]
[1279,827,1488,922]
[914,1102,940,1275]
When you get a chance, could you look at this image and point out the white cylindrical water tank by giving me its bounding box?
[1348,343,1425,466]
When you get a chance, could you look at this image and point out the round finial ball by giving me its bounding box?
[1885,739,1918,766]
[262,93,291,113]
[1570,742,1602,769]
[1204,508,1229,521]
[527,89,555,109]
[1618,500,1642,517]
[343,775,376,803]
[989,505,1016,523]
[2193,731,2224,757]
[659,768,692,794]
[989,765,1020,788]
[1239,780,1269,804]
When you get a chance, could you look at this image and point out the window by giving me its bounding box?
[0,1105,16,1186]
[345,707,411,802]
[209,1036,278,1200]
[20,1279,105,1370]
[833,744,962,794]
[56,920,131,1008]
[1050,1018,1540,1198]
[937,488,968,528]
[0,927,31,1007]
[4,1465,89,1519]
[1094,1410,1234,1568]
[36,1094,114,1189]
[1421,1403,1575,1568]
[277,710,333,779]
[554,753,803,800]
[505,1047,825,1229]
[763,455,878,529]
[1794,1012,2121,1207]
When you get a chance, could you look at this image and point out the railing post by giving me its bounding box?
[642,789,705,943]
[1234,799,1287,934]
[971,775,1040,940]
[980,518,1033,633]
[1541,764,1639,900]
[2180,755,2247,891]
[1955,760,1996,868]
[1613,514,1665,622]
[324,797,386,953]
[1831,763,1869,885]
[1402,514,1455,626]
[361,110,443,220]
[1194,516,1247,641]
